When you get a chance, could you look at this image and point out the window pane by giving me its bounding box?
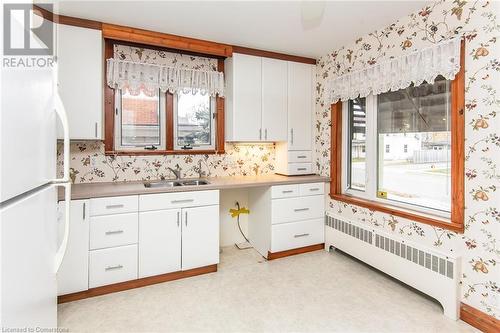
[377,76,451,212]
[121,90,160,146]
[348,97,366,191]
[176,91,213,148]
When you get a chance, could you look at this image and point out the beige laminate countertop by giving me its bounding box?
[60,174,329,201]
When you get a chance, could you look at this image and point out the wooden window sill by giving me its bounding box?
[105,150,224,156]
[329,193,464,233]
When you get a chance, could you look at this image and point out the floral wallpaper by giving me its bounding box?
[57,141,275,183]
[315,0,499,318]
[57,45,276,183]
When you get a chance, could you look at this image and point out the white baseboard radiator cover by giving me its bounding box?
[325,213,461,320]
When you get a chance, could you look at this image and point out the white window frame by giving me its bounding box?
[114,90,166,152]
[341,94,451,219]
[173,93,216,151]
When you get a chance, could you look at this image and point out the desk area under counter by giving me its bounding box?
[57,174,328,303]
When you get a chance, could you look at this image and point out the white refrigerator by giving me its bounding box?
[0,18,71,330]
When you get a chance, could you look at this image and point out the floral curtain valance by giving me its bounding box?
[106,58,225,97]
[327,37,462,103]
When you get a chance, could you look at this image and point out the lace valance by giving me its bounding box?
[328,37,462,103]
[106,58,225,97]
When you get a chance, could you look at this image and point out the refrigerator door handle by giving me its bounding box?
[54,182,71,273]
[52,93,70,184]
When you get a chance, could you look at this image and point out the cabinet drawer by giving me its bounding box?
[288,151,312,163]
[271,184,299,199]
[299,182,325,196]
[272,195,324,224]
[287,163,313,175]
[271,219,324,253]
[90,213,138,250]
[89,245,138,288]
[90,196,138,216]
[139,190,219,211]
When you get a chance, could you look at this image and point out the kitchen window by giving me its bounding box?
[174,91,216,150]
[104,40,225,155]
[331,41,465,232]
[114,89,166,151]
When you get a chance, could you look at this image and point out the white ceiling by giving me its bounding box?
[55,1,429,59]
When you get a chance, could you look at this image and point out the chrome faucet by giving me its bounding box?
[197,160,205,178]
[167,166,182,180]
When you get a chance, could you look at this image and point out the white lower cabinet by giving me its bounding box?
[248,183,325,258]
[57,200,89,296]
[181,205,220,271]
[138,190,220,276]
[90,213,138,250]
[271,218,324,252]
[138,209,182,278]
[89,244,138,288]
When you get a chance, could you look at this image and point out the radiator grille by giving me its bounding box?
[325,216,372,244]
[326,215,454,279]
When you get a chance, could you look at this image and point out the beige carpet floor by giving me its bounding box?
[58,246,477,332]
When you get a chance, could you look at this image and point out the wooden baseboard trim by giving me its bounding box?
[268,243,324,260]
[460,302,500,333]
[58,264,217,304]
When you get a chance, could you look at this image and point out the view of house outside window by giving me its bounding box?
[120,90,161,147]
[347,76,451,213]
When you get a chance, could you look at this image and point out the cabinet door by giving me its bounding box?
[232,53,262,141]
[287,62,313,150]
[139,209,181,278]
[57,200,89,296]
[262,58,287,141]
[181,205,219,270]
[57,24,102,140]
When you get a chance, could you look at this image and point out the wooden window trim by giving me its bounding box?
[330,39,465,233]
[104,39,225,156]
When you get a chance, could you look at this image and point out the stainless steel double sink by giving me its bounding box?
[144,179,210,188]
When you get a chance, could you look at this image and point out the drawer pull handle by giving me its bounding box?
[171,199,194,204]
[106,204,124,209]
[309,188,320,191]
[282,190,294,194]
[294,233,310,238]
[105,265,123,271]
[105,230,124,235]
[297,155,307,158]
[297,168,307,171]
[294,208,310,212]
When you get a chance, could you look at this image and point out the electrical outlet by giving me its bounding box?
[90,156,97,168]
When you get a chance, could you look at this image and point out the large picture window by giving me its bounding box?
[343,76,451,215]
[331,40,465,232]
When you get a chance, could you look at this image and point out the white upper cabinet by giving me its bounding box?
[261,58,287,141]
[287,62,313,151]
[225,53,312,145]
[225,53,262,141]
[57,24,103,140]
